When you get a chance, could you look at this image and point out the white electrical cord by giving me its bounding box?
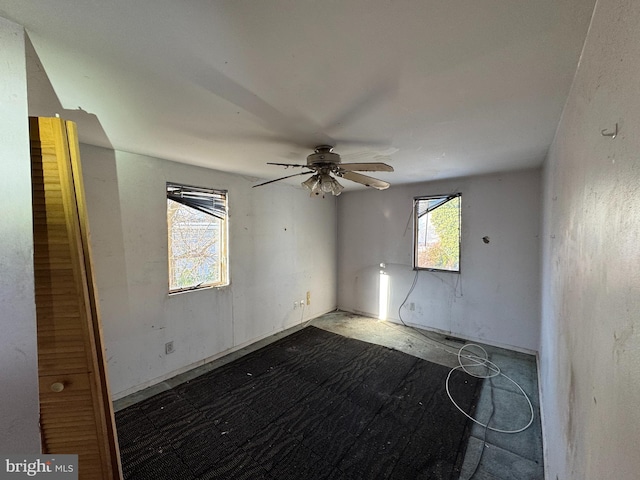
[395,269,534,435]
[445,343,534,434]
[395,269,533,479]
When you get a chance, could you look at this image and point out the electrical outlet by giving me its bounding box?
[294,301,298,309]
[300,298,305,306]
[409,302,415,311]
[165,341,175,355]
[306,291,311,305]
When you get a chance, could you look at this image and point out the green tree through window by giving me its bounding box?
[414,194,461,272]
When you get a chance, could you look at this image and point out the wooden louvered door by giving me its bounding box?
[30,117,122,480]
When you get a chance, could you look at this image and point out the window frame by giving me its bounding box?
[413,193,462,273]
[167,182,229,294]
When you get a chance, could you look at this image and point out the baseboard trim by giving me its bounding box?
[112,307,336,408]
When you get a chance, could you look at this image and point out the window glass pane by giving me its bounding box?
[167,184,228,292]
[415,195,461,272]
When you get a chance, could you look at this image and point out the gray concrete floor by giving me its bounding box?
[114,310,544,480]
[313,311,544,480]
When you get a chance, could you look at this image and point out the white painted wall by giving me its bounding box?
[0,17,41,452]
[80,145,337,398]
[540,0,640,478]
[337,169,541,352]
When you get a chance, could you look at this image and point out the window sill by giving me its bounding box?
[168,283,229,296]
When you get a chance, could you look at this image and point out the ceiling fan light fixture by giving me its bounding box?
[320,173,335,193]
[330,178,344,196]
[302,175,319,191]
[320,173,344,196]
[302,174,325,196]
[301,173,343,197]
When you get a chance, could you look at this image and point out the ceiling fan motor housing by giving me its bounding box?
[307,145,341,167]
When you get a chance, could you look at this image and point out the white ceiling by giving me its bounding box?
[2,0,595,189]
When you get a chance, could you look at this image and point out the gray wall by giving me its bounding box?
[22,11,338,412]
[0,17,41,453]
[337,169,541,352]
[80,145,337,398]
[540,0,640,477]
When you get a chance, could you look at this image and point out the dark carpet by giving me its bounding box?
[115,326,482,479]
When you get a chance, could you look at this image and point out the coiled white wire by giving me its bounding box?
[445,343,534,434]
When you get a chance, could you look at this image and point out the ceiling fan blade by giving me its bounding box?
[338,162,394,172]
[267,162,307,168]
[340,171,390,190]
[252,171,314,188]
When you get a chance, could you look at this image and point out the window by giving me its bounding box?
[167,183,228,292]
[413,193,461,272]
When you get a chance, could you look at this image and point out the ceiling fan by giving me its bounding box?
[252,145,394,196]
